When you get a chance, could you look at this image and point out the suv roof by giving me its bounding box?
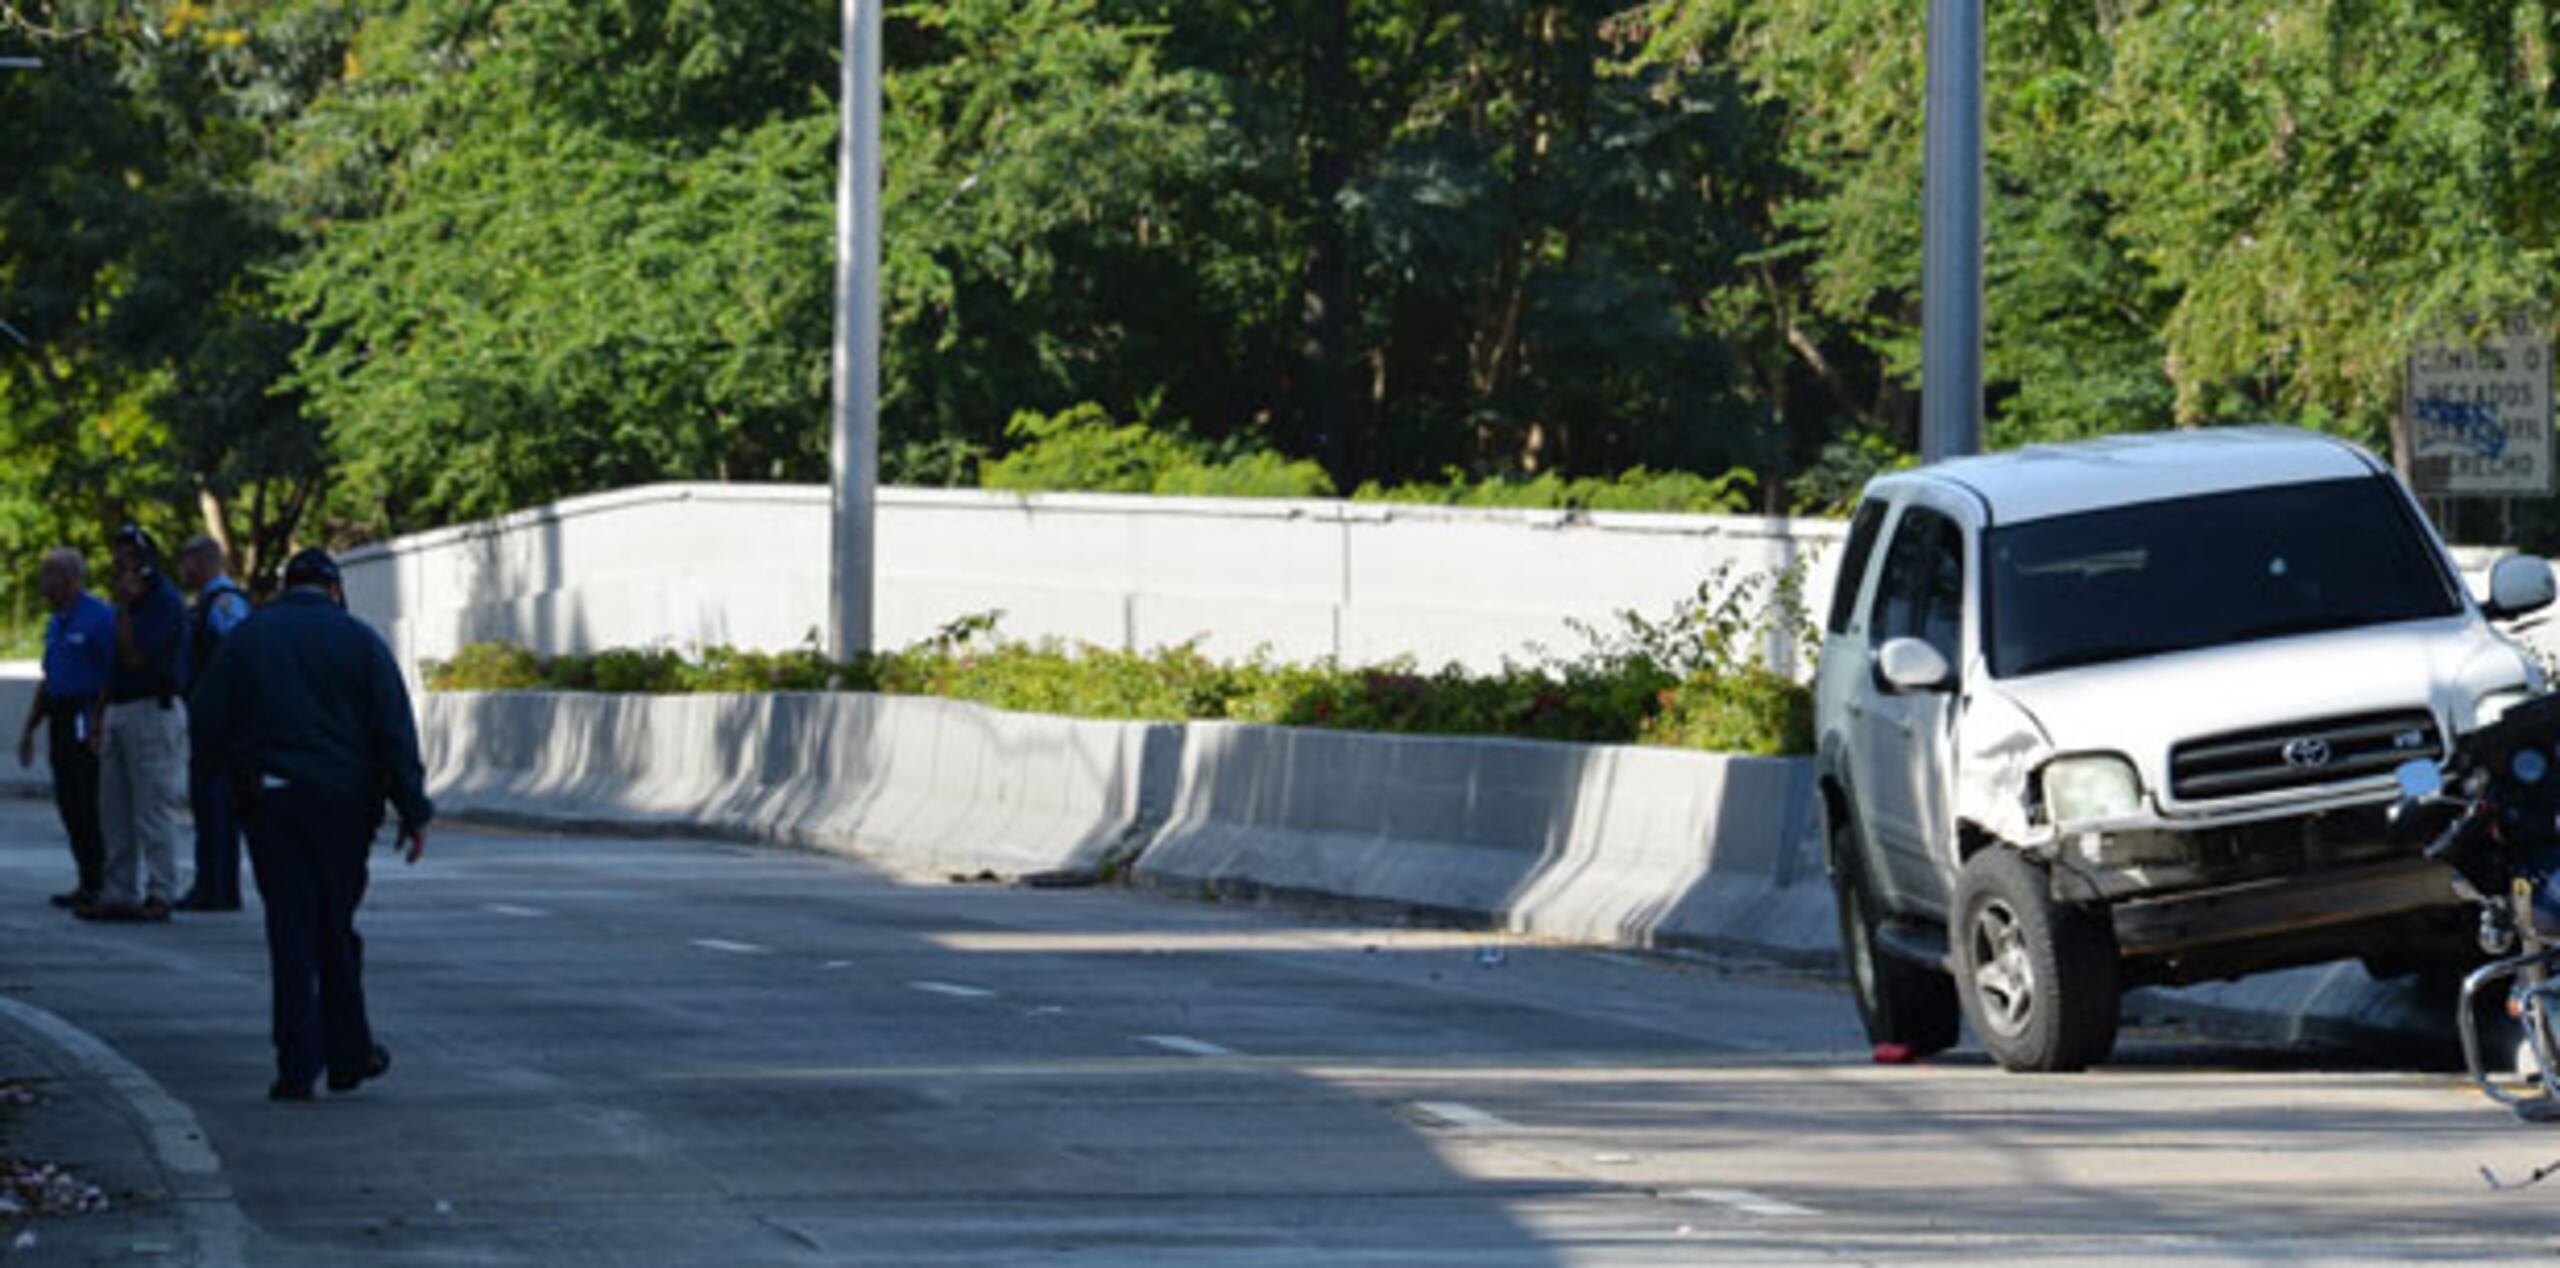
[1880,425,2387,526]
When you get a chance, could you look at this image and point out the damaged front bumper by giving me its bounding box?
[2036,793,2469,979]
[2106,855,2459,959]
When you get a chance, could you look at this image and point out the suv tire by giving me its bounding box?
[1953,849,2120,1073]
[1829,806,1958,1056]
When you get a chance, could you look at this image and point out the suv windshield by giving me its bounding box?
[1986,476,2461,678]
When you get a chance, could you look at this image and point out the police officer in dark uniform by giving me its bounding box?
[175,535,252,912]
[189,549,432,1101]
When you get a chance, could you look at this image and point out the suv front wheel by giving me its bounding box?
[1953,849,2121,1072]
[1829,805,1958,1056]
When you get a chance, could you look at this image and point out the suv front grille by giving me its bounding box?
[2169,709,2441,802]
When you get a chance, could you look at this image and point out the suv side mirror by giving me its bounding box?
[1875,637,1954,694]
[2484,555,2556,622]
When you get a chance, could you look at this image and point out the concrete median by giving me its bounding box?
[423,692,1175,881]
[1130,722,1837,960]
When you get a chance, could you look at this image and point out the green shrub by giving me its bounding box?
[1642,668,1815,756]
[589,648,687,694]
[425,642,546,691]
[979,403,1195,495]
[1150,450,1335,499]
[679,642,859,693]
[977,403,1788,514]
[979,403,1335,500]
[1353,466,1756,515]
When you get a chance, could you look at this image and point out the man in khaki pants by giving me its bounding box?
[76,526,189,923]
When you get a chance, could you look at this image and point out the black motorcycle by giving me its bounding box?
[2392,691,2560,1126]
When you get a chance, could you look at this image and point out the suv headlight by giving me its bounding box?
[2042,754,2144,826]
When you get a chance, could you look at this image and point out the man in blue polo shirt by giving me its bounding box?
[79,525,189,923]
[15,548,114,907]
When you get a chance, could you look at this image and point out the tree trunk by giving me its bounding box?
[197,487,233,560]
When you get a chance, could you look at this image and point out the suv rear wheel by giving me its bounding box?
[1953,849,2120,1072]
[1829,805,1958,1056]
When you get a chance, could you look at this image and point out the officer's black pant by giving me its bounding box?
[45,705,102,895]
[245,782,375,1085]
[187,758,241,906]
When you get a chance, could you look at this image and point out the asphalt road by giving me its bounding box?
[0,797,2555,1266]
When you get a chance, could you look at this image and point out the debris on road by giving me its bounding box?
[0,1158,109,1216]
[2479,1155,2560,1191]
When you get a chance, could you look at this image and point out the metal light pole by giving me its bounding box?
[829,0,882,659]
[1920,0,1984,463]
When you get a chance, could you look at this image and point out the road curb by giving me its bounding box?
[0,997,247,1266]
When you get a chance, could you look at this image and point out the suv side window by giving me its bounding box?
[1869,506,1965,668]
[1826,499,1890,636]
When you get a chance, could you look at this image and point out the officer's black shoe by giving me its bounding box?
[137,898,171,923]
[267,1079,314,1103]
[328,1045,391,1094]
[47,889,94,910]
[72,899,143,923]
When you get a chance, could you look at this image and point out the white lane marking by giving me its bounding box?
[690,939,769,955]
[1411,1100,1515,1131]
[1138,1034,1233,1057]
[909,981,996,999]
[1671,1188,1820,1219]
[482,903,549,918]
[821,961,852,970]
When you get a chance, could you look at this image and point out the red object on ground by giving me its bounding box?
[1871,1042,1917,1065]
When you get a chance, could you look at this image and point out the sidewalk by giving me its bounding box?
[0,997,241,1266]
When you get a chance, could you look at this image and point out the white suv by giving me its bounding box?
[1815,426,2554,1071]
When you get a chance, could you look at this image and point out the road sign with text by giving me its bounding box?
[2407,317,2553,497]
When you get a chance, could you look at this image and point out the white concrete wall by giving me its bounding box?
[338,485,1844,676]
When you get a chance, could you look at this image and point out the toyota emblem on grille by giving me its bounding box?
[2281,737,2333,769]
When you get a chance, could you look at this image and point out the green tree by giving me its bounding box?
[276,0,1244,535]
[1641,0,2560,470]
[0,1,342,593]
[2092,2,2560,457]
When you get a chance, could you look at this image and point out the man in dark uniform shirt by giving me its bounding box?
[175,535,253,912]
[190,549,433,1101]
[83,525,189,923]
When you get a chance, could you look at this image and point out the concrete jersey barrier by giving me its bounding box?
[422,692,1175,881]
[1131,722,1836,959]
